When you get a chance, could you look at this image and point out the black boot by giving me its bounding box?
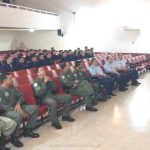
[62,116,75,122]
[0,136,10,150]
[132,82,139,86]
[86,107,98,112]
[10,136,23,148]
[52,123,62,129]
[92,101,98,106]
[23,128,39,138]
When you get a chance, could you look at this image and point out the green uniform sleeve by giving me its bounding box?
[15,89,25,105]
[33,81,47,97]
[60,75,73,87]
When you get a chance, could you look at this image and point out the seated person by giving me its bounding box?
[32,68,75,130]
[2,56,15,72]
[0,73,39,148]
[60,62,98,112]
[89,58,116,96]
[0,116,17,150]
[117,54,140,86]
[104,56,128,91]
[74,61,108,101]
[112,54,130,86]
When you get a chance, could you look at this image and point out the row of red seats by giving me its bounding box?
[10,63,81,120]
[9,53,148,124]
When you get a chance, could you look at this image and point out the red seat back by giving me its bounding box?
[17,84,36,105]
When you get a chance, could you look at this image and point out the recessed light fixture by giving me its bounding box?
[29,29,35,32]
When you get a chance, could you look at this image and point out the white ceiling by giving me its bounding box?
[14,0,110,13]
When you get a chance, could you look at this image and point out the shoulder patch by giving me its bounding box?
[33,83,38,87]
[61,76,65,79]
[74,74,77,77]
[4,92,9,97]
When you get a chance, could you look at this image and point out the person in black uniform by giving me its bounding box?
[14,57,27,71]
[45,53,54,66]
[2,56,15,72]
[60,51,68,63]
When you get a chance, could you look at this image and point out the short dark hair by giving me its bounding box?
[75,61,81,67]
[106,56,110,60]
[0,72,10,83]
[60,62,67,69]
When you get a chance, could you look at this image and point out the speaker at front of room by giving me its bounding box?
[2,0,10,3]
[57,29,63,37]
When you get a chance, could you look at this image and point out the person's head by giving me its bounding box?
[85,46,88,51]
[112,54,118,61]
[60,62,70,72]
[74,50,78,55]
[68,50,73,55]
[18,57,25,64]
[31,56,37,62]
[62,51,68,57]
[75,61,82,69]
[34,68,46,79]
[106,56,113,63]
[0,73,13,87]
[51,47,55,51]
[46,53,52,59]
[77,48,80,51]
[59,50,63,55]
[6,56,13,64]
[118,54,123,60]
[38,54,45,61]
[90,47,94,52]
[51,50,56,55]
[91,58,98,66]
[0,55,4,62]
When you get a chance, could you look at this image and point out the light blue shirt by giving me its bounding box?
[104,62,116,72]
[112,60,120,69]
[89,65,104,76]
[117,59,127,69]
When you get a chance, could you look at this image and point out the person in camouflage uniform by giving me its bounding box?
[73,61,108,102]
[32,68,75,130]
[0,73,39,148]
[0,116,17,150]
[59,62,98,112]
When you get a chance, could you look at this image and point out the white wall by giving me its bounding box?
[0,5,60,30]
[0,30,61,50]
[0,31,20,50]
[2,0,150,53]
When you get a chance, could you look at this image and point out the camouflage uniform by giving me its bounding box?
[32,78,72,124]
[60,71,94,107]
[0,116,16,137]
[0,87,38,137]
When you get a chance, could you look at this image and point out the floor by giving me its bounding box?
[8,72,150,150]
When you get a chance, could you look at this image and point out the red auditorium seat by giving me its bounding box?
[46,71,53,78]
[17,84,48,116]
[51,70,58,77]
[51,64,60,70]
[15,76,30,85]
[42,66,50,72]
[51,77,64,92]
[13,70,27,77]
[12,77,19,87]
[17,84,36,105]
[55,69,62,76]
[27,68,36,75]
